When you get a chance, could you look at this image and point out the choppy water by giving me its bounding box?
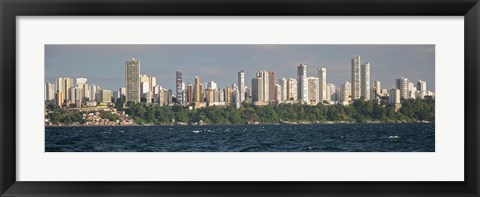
[45,123,434,152]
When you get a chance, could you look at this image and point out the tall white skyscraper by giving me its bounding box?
[287,78,297,101]
[125,58,141,103]
[361,62,371,100]
[82,83,90,100]
[297,63,308,103]
[256,70,270,102]
[45,81,55,101]
[417,80,427,99]
[340,81,351,104]
[63,78,74,102]
[373,80,381,98]
[318,67,327,102]
[327,83,336,102]
[176,71,183,104]
[396,77,409,99]
[90,84,97,101]
[351,56,361,100]
[280,77,287,101]
[238,70,246,103]
[307,77,319,104]
[407,81,416,98]
[275,84,282,102]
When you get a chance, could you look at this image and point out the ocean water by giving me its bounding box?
[45,123,435,152]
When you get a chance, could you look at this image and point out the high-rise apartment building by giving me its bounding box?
[351,56,361,100]
[194,76,201,107]
[327,83,336,102]
[90,84,98,102]
[297,64,308,103]
[396,77,409,99]
[361,62,371,100]
[251,77,263,102]
[176,71,183,104]
[275,84,282,102]
[373,80,381,98]
[307,77,319,105]
[63,78,74,102]
[318,67,327,102]
[268,71,275,102]
[256,71,270,102]
[280,77,287,101]
[238,70,246,103]
[340,81,351,104]
[45,81,55,101]
[81,83,90,100]
[125,58,141,103]
[205,89,215,106]
[186,83,193,104]
[286,78,297,101]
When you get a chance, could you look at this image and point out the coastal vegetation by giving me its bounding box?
[45,97,434,126]
[124,97,434,125]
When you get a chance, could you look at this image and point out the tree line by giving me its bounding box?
[124,97,435,125]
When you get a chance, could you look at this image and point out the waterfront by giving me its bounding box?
[45,123,434,152]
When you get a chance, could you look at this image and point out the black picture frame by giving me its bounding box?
[1,0,479,196]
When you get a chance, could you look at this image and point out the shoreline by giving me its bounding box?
[45,121,434,127]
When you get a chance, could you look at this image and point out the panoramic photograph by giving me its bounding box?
[44,45,435,152]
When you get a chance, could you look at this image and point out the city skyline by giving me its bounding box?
[45,45,435,92]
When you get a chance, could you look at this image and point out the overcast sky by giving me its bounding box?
[45,45,435,92]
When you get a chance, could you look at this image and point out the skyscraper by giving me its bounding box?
[286,78,297,101]
[340,81,351,105]
[417,80,427,99]
[256,71,270,102]
[351,56,361,100]
[238,70,246,103]
[194,76,201,107]
[82,83,90,100]
[373,80,381,98]
[125,58,141,103]
[297,64,308,103]
[318,67,327,102]
[176,71,183,104]
[186,83,193,104]
[280,77,287,101]
[361,62,371,100]
[63,78,74,102]
[275,84,282,102]
[55,77,64,101]
[396,77,409,99]
[45,81,55,101]
[268,71,275,102]
[327,83,336,102]
[307,77,319,105]
[251,77,263,102]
